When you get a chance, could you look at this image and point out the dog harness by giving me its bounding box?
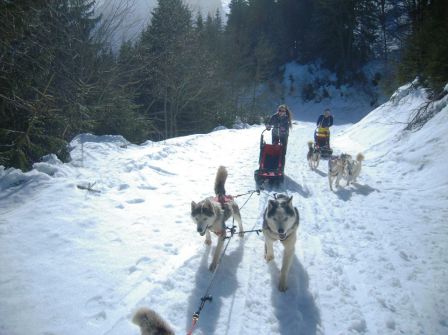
[213,195,234,204]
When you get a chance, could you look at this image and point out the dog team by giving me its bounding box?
[134,112,365,334]
[307,143,365,191]
[306,108,365,190]
[134,166,300,334]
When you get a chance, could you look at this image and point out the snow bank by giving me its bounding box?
[334,82,448,192]
[282,62,384,124]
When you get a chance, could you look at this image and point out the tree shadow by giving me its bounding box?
[269,256,320,335]
[186,239,244,334]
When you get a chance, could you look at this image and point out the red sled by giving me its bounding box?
[254,129,285,186]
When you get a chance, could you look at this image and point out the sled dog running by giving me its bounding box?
[133,195,300,334]
[328,153,352,191]
[190,166,244,272]
[307,141,320,170]
[345,153,365,185]
[263,194,300,291]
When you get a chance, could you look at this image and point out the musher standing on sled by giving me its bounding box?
[315,108,333,148]
[266,104,292,165]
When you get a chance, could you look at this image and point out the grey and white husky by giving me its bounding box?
[133,307,174,335]
[263,194,300,291]
[191,166,244,271]
[307,141,320,170]
[345,153,365,185]
[328,153,352,191]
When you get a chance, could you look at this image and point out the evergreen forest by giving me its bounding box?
[1,0,447,170]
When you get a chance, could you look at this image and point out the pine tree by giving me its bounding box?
[308,0,378,81]
[399,0,448,94]
[0,0,150,170]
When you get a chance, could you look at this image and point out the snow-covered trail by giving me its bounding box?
[102,121,426,335]
[1,94,448,335]
[110,119,446,335]
[108,124,326,335]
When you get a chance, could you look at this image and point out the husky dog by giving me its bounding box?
[133,307,174,335]
[263,194,300,291]
[328,153,352,191]
[345,153,365,185]
[191,166,244,271]
[307,141,320,170]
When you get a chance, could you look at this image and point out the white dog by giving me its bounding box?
[191,166,244,271]
[328,153,352,191]
[307,141,320,170]
[345,153,365,185]
[262,194,300,291]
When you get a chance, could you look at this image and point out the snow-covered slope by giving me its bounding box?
[282,62,385,124]
[1,84,447,335]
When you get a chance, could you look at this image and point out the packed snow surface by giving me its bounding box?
[1,85,447,335]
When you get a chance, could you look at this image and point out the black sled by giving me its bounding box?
[314,127,333,159]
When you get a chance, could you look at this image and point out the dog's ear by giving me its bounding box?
[268,199,278,212]
[204,198,212,207]
[204,198,217,213]
[287,196,293,205]
[267,199,278,217]
[191,201,197,211]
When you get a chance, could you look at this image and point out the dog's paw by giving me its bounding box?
[278,281,288,292]
[265,254,274,262]
[238,231,244,238]
[209,262,217,272]
[204,239,212,245]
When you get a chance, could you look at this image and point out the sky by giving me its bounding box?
[1,77,447,334]
[97,0,226,44]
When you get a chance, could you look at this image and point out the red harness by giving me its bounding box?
[212,194,233,237]
[214,230,225,237]
[213,195,234,203]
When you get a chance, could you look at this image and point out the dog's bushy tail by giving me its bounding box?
[356,153,365,161]
[214,166,228,196]
[132,307,175,335]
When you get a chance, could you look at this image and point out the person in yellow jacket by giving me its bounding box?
[315,108,333,148]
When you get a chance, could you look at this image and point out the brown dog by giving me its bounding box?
[133,307,174,335]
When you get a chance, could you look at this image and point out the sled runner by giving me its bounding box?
[254,129,285,185]
[314,127,333,158]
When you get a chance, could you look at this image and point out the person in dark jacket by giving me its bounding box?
[316,108,333,128]
[266,104,292,148]
[266,105,292,167]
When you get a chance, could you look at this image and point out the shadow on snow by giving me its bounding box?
[335,182,379,201]
[260,175,311,198]
[186,239,244,335]
[269,256,320,335]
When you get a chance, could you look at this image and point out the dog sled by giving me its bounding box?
[314,127,333,158]
[254,129,285,185]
